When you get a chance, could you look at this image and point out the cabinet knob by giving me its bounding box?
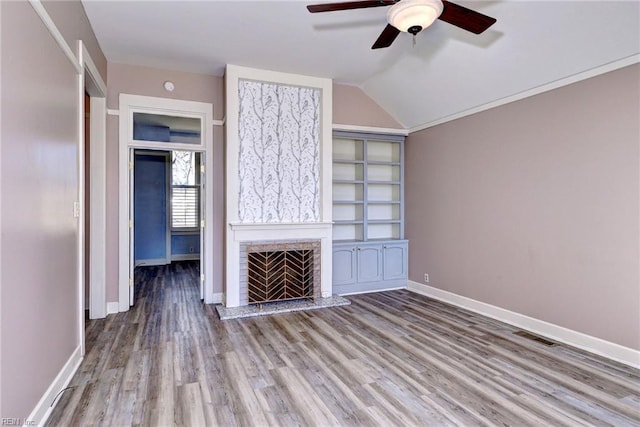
[357,247,361,251]
[383,246,387,249]
[351,247,356,251]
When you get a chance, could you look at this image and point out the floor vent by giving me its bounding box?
[513,331,558,346]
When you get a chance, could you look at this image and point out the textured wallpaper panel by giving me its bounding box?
[238,80,320,223]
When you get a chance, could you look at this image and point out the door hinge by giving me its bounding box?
[129,161,134,170]
[129,279,133,287]
[200,220,205,228]
[201,274,205,283]
[129,220,133,228]
[200,164,205,174]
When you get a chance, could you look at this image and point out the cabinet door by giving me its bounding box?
[357,245,383,282]
[333,246,357,286]
[383,242,408,281]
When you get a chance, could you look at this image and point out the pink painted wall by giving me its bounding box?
[105,63,225,302]
[42,0,107,80]
[1,1,96,418]
[333,83,402,129]
[405,64,640,350]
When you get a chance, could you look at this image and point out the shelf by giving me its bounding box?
[366,161,401,166]
[333,179,365,184]
[367,200,401,205]
[333,159,365,165]
[333,200,364,205]
[333,220,364,225]
[333,131,404,242]
[368,180,401,185]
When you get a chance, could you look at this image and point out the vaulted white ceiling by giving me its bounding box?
[82,0,640,129]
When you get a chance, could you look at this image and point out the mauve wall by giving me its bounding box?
[405,64,640,350]
[333,83,402,128]
[1,1,105,418]
[105,63,225,302]
[41,0,107,79]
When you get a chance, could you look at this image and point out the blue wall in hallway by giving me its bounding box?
[134,153,167,263]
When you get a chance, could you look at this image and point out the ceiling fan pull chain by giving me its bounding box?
[412,34,416,47]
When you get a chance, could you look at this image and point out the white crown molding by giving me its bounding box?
[333,123,409,136]
[409,54,640,134]
[28,0,82,74]
[28,346,82,425]
[407,280,640,369]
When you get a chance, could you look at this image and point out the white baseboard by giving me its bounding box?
[407,280,640,369]
[134,258,169,267]
[211,292,223,304]
[28,345,82,425]
[171,254,200,262]
[107,302,119,314]
[340,285,407,296]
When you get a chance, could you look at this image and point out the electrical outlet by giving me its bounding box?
[424,273,430,283]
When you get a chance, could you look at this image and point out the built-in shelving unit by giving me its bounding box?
[332,132,404,242]
[332,131,408,295]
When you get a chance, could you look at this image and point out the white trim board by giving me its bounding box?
[28,1,82,74]
[107,302,119,315]
[171,254,201,262]
[407,280,640,369]
[409,54,640,133]
[339,285,407,296]
[134,258,169,267]
[28,346,82,426]
[333,123,408,136]
[212,293,223,304]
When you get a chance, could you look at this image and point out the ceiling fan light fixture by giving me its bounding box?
[387,0,444,34]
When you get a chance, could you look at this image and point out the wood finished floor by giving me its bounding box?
[48,261,640,426]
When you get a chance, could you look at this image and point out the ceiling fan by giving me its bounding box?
[307,0,497,49]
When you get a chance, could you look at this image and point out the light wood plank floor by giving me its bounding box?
[48,261,640,426]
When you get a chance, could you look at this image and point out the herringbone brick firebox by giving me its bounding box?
[239,240,321,306]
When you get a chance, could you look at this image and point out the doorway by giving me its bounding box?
[132,149,205,304]
[118,94,214,311]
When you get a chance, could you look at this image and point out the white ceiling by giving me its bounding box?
[82,0,640,129]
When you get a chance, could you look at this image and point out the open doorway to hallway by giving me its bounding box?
[132,149,204,305]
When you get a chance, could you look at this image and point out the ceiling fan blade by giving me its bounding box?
[307,1,396,13]
[439,0,497,34]
[372,24,401,49]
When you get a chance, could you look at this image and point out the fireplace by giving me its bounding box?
[240,240,321,306]
[225,67,334,308]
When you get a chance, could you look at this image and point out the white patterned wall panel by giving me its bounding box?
[238,80,320,223]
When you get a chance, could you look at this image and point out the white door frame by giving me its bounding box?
[118,94,214,311]
[78,42,107,354]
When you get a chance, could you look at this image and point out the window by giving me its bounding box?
[171,151,200,229]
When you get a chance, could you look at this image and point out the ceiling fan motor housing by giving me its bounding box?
[387,0,444,33]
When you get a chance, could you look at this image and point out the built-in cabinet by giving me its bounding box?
[333,240,408,294]
[332,131,408,295]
